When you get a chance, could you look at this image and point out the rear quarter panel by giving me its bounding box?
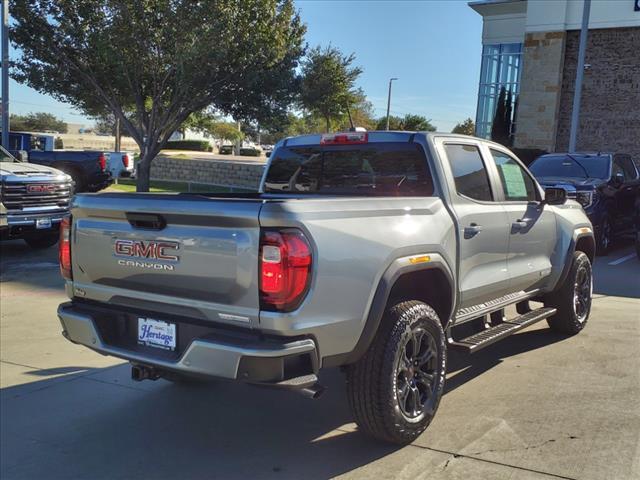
[259,196,456,360]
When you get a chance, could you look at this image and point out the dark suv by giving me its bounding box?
[529,152,640,255]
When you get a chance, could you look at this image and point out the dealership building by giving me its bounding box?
[469,0,640,161]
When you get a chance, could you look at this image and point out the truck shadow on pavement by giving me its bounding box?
[1,326,572,480]
[0,241,64,292]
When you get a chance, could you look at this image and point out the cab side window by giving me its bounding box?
[444,144,493,202]
[613,156,638,181]
[490,149,538,202]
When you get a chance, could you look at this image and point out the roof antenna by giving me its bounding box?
[346,102,356,132]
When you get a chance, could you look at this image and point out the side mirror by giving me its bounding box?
[15,150,29,162]
[544,187,567,206]
[611,172,624,187]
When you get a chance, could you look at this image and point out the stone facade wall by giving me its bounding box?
[555,27,640,162]
[150,157,264,190]
[514,31,567,151]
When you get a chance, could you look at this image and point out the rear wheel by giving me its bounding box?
[346,300,446,444]
[24,233,59,249]
[544,251,592,334]
[60,168,84,192]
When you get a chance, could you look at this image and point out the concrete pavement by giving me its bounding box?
[1,239,639,479]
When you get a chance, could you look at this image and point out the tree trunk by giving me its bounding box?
[325,117,330,133]
[136,154,151,192]
[234,121,242,156]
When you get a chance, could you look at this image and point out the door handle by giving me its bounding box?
[464,223,482,238]
[512,219,529,230]
[126,212,166,230]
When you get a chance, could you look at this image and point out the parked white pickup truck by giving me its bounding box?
[106,152,134,179]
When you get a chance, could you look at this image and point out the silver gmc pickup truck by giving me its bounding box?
[1,145,72,248]
[57,132,595,444]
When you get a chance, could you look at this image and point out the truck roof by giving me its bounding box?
[279,130,483,148]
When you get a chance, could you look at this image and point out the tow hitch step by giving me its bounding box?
[449,307,557,353]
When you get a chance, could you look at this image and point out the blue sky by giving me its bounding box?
[6,0,482,132]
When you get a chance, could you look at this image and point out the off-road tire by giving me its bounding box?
[23,233,59,249]
[544,251,592,334]
[346,300,446,444]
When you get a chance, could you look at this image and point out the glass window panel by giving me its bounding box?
[490,149,538,202]
[475,43,522,140]
[445,144,493,201]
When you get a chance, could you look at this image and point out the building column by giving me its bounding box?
[514,31,566,152]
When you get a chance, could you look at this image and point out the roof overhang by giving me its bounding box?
[468,0,527,17]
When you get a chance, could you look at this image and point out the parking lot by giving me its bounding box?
[1,239,638,480]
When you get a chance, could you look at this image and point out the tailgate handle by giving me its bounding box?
[126,213,166,230]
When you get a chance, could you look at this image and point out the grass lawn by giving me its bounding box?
[108,178,252,194]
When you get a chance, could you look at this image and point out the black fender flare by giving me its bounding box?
[553,229,595,292]
[323,253,455,367]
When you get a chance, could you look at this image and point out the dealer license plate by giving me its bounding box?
[36,218,52,229]
[137,318,176,351]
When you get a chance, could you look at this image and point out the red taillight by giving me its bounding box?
[59,216,72,280]
[98,153,106,171]
[122,154,129,169]
[320,132,368,145]
[259,229,312,311]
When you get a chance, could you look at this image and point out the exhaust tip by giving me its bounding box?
[298,383,325,399]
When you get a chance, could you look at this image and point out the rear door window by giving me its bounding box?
[263,143,433,196]
[444,144,493,202]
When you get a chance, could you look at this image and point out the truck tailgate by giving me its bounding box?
[70,193,263,326]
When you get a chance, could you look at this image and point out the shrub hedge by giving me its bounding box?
[164,140,213,152]
[240,147,261,157]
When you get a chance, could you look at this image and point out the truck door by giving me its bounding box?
[485,146,556,294]
[612,154,640,224]
[435,140,510,309]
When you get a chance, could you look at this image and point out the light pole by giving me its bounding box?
[385,77,398,131]
[1,0,9,148]
[568,0,591,153]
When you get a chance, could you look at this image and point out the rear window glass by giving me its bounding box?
[263,143,434,196]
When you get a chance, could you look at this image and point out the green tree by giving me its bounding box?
[210,122,244,144]
[10,0,305,191]
[10,112,67,133]
[375,113,435,132]
[336,90,376,131]
[375,115,403,131]
[402,114,436,132]
[452,118,476,136]
[300,45,363,133]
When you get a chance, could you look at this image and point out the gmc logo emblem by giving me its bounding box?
[114,239,179,261]
[27,184,56,194]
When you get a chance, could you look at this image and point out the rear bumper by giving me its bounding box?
[57,302,319,384]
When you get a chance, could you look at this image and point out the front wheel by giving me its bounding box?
[346,300,447,444]
[544,251,592,334]
[24,233,59,249]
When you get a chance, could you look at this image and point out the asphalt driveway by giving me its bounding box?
[1,239,639,480]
